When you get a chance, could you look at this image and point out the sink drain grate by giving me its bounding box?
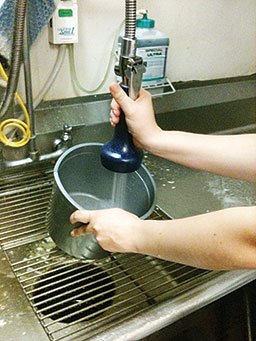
[32,263,116,324]
[0,166,53,249]
[6,245,212,341]
[0,166,214,340]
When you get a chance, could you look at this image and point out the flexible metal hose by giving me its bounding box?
[34,45,67,108]
[0,0,27,118]
[124,0,136,40]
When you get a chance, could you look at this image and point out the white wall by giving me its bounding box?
[25,0,256,101]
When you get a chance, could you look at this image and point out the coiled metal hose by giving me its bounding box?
[124,0,136,40]
[0,0,27,118]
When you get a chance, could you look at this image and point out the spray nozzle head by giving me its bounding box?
[100,133,143,173]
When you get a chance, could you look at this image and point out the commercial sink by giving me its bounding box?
[0,165,215,341]
[0,78,255,340]
[1,153,255,341]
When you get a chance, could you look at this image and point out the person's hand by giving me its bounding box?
[70,208,143,253]
[109,82,162,150]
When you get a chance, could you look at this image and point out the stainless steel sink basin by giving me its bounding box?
[0,78,255,340]
[1,143,255,340]
[0,165,215,340]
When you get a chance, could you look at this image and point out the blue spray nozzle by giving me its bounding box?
[100,84,143,173]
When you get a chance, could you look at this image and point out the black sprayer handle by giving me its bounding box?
[114,83,132,141]
[100,83,143,173]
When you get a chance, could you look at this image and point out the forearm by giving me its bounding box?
[148,131,256,182]
[134,206,256,270]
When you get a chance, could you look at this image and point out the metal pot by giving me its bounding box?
[47,143,156,260]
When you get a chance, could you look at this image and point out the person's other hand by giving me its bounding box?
[70,208,143,253]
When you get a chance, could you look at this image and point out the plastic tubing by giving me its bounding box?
[0,62,31,147]
[0,45,66,147]
[68,20,124,94]
[33,44,67,108]
[0,43,66,147]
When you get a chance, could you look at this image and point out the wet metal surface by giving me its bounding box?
[0,166,213,340]
[144,153,256,219]
[0,79,255,339]
[0,149,255,340]
[0,249,47,341]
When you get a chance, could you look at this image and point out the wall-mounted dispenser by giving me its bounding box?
[48,0,78,45]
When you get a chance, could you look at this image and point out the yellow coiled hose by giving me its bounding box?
[0,62,31,147]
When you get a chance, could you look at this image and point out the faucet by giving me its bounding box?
[0,3,73,170]
[1,124,73,169]
[116,0,145,99]
[53,124,73,151]
[100,0,145,173]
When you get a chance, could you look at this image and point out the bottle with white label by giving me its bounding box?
[135,12,169,87]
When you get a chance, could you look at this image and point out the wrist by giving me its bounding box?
[129,220,150,254]
[130,220,159,256]
[141,127,164,153]
[145,129,167,156]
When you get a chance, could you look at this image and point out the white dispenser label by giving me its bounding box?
[116,44,168,86]
[48,0,78,44]
[137,46,168,83]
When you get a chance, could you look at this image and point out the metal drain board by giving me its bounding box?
[0,166,213,341]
